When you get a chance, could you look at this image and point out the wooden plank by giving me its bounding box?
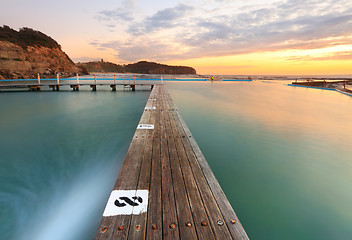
[168,103,234,240]
[167,107,216,240]
[160,97,180,240]
[163,91,198,239]
[127,86,159,239]
[146,87,163,240]
[162,92,233,239]
[95,136,145,240]
[109,87,160,239]
[169,92,249,240]
[95,87,158,240]
[158,87,180,239]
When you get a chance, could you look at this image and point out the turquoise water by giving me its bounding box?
[0,91,149,240]
[1,82,352,240]
[166,81,352,239]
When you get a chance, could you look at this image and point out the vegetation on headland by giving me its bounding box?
[77,60,197,75]
[0,26,85,79]
[0,25,60,49]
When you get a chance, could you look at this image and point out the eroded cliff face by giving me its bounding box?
[0,41,83,79]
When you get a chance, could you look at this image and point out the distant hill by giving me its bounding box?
[0,25,86,79]
[125,61,196,74]
[77,60,125,73]
[77,60,197,75]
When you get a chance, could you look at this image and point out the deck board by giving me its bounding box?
[95,85,248,240]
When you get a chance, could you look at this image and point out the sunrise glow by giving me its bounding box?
[1,0,351,75]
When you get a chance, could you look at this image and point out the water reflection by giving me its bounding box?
[167,81,352,240]
[0,91,149,240]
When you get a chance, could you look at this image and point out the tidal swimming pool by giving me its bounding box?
[167,81,352,240]
[0,81,351,239]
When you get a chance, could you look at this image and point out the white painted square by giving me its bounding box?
[145,107,156,110]
[137,124,154,129]
[103,190,149,216]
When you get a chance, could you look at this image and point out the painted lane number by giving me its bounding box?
[103,190,148,216]
[137,124,154,129]
[115,196,143,207]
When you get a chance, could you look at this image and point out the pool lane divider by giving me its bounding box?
[287,84,336,91]
[222,79,253,82]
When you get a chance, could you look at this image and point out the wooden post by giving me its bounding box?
[37,74,41,85]
[57,73,60,85]
[114,74,116,85]
[94,74,97,85]
[134,75,136,85]
[344,81,346,89]
[161,75,163,85]
[76,74,79,84]
[111,85,116,91]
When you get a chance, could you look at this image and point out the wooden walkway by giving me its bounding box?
[95,85,249,240]
[0,83,155,91]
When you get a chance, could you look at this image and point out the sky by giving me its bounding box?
[1,0,352,75]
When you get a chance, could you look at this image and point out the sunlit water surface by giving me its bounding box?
[0,90,149,240]
[1,82,352,240]
[166,81,352,240]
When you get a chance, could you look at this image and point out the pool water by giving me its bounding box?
[0,81,351,240]
[166,81,352,240]
[0,90,149,240]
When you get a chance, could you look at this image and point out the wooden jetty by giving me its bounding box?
[0,83,155,91]
[95,85,248,240]
[292,79,352,87]
[0,74,160,92]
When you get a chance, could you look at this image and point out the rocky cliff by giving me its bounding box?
[0,26,86,79]
[78,60,196,75]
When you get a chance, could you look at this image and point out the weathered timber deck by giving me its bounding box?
[0,83,156,91]
[95,85,248,240]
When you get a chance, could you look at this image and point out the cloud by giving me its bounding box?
[127,4,194,35]
[93,0,352,62]
[176,0,352,59]
[314,51,352,60]
[208,65,254,69]
[286,51,352,61]
[98,38,185,62]
[98,10,134,22]
[96,0,136,22]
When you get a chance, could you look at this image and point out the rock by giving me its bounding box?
[0,26,85,79]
